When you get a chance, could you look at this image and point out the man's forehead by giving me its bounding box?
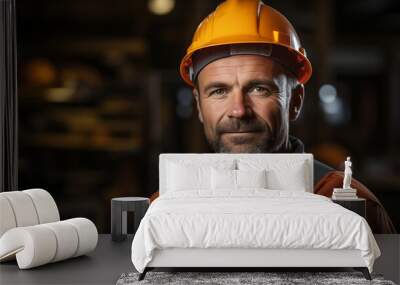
[197,55,286,85]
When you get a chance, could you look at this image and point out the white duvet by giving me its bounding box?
[131,190,380,273]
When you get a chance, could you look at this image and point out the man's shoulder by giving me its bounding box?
[313,159,335,186]
[286,136,336,185]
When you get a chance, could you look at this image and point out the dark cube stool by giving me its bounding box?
[111,197,149,242]
[332,198,366,219]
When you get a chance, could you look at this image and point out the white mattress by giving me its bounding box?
[131,190,380,273]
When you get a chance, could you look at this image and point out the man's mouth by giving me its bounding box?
[221,130,262,134]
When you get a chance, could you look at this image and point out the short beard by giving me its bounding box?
[215,140,266,153]
[206,117,282,153]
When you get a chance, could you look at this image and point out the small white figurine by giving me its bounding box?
[343,156,352,189]
[332,157,357,199]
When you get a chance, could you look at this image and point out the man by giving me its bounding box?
[151,0,395,233]
[180,0,332,182]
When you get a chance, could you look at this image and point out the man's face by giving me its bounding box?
[194,55,297,153]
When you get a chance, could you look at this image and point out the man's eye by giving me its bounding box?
[248,86,271,96]
[210,88,226,96]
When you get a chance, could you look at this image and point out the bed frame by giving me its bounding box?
[139,248,371,280]
[138,154,372,281]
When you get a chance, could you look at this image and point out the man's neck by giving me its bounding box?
[273,136,304,153]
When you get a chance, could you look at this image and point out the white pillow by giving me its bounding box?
[165,159,236,192]
[211,168,267,190]
[211,168,236,190]
[267,161,307,191]
[238,159,308,191]
[236,169,267,189]
[166,161,210,191]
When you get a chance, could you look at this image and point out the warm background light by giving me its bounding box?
[148,0,175,15]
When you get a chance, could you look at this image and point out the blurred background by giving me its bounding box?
[16,0,400,233]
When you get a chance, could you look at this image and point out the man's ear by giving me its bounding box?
[193,88,204,123]
[289,84,304,121]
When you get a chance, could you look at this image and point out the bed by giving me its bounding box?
[131,153,381,281]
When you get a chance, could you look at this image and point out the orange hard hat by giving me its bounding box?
[180,0,312,87]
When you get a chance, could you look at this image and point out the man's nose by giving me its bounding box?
[227,90,251,118]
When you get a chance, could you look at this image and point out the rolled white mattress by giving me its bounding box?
[0,189,60,237]
[0,218,98,269]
